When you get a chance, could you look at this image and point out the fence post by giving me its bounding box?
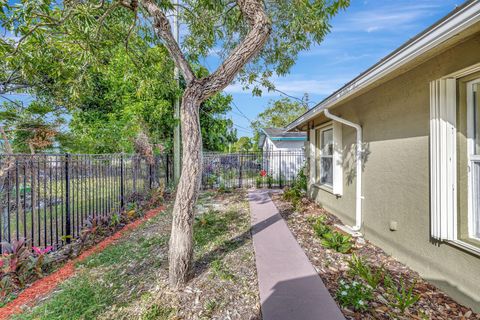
[149,162,153,189]
[120,154,125,210]
[64,153,71,244]
[165,155,170,186]
[238,153,242,188]
[279,151,283,188]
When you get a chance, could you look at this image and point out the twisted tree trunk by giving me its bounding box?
[137,0,272,287]
[168,84,203,285]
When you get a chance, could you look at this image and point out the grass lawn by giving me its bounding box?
[12,190,260,320]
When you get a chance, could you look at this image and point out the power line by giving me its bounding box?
[231,101,253,124]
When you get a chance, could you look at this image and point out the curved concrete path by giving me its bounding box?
[248,190,345,320]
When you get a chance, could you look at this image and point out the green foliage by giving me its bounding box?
[252,97,308,143]
[217,183,232,194]
[0,2,238,154]
[194,210,233,248]
[283,166,307,210]
[110,213,121,227]
[311,216,331,238]
[384,275,420,313]
[336,279,372,312]
[141,305,176,320]
[321,231,352,254]
[348,254,385,289]
[255,175,263,188]
[232,136,254,152]
[266,174,274,188]
[210,259,235,281]
[283,186,302,210]
[0,100,66,153]
[0,238,53,305]
[295,166,308,192]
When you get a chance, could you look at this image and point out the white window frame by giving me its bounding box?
[430,62,480,256]
[311,121,343,195]
[467,78,480,241]
[317,125,334,189]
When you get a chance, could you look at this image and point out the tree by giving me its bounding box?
[251,96,308,144]
[232,136,254,152]
[1,0,349,287]
[0,100,66,154]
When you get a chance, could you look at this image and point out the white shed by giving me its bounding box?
[258,128,306,182]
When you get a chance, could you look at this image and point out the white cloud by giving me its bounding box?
[225,76,349,97]
[335,2,446,33]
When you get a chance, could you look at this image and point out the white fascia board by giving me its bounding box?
[287,0,480,131]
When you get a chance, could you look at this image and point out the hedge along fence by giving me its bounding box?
[0,154,173,252]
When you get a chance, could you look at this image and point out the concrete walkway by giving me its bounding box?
[248,190,345,320]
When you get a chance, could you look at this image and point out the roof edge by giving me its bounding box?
[286,0,480,131]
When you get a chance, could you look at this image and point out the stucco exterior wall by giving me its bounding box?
[307,32,480,310]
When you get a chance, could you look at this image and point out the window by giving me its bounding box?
[316,127,333,187]
[312,122,342,195]
[430,65,480,254]
[467,79,480,240]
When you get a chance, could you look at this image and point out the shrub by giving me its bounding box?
[294,166,307,192]
[348,254,385,289]
[1,238,33,288]
[336,279,372,312]
[321,231,352,253]
[207,174,217,188]
[255,176,263,188]
[311,217,331,238]
[266,174,274,188]
[31,246,53,277]
[385,275,420,313]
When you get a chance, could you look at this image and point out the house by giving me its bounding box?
[258,128,306,183]
[286,0,480,311]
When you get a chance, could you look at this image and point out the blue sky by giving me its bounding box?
[216,0,463,137]
[2,0,464,138]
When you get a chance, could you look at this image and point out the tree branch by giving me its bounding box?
[140,0,195,84]
[0,83,30,95]
[198,0,271,100]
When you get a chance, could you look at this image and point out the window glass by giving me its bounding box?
[321,129,333,156]
[316,127,333,187]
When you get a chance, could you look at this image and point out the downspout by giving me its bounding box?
[323,108,363,232]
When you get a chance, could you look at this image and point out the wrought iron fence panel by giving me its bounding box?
[201,151,305,189]
[0,153,172,252]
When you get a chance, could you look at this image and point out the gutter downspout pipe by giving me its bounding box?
[323,108,363,232]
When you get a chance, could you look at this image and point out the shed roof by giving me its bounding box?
[258,127,306,148]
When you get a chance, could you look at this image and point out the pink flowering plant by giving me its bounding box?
[0,238,54,304]
[31,245,53,277]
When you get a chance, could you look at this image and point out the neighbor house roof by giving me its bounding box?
[258,128,306,147]
[286,0,480,131]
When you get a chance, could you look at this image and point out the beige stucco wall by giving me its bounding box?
[307,32,480,311]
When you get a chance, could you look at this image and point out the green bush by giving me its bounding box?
[384,275,420,313]
[348,254,385,289]
[312,217,331,238]
[266,174,274,188]
[336,279,372,312]
[255,176,263,188]
[321,231,352,254]
[294,166,307,192]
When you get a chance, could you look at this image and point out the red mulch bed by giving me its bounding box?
[0,206,164,320]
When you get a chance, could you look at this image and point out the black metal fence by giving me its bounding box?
[0,154,172,251]
[202,150,305,189]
